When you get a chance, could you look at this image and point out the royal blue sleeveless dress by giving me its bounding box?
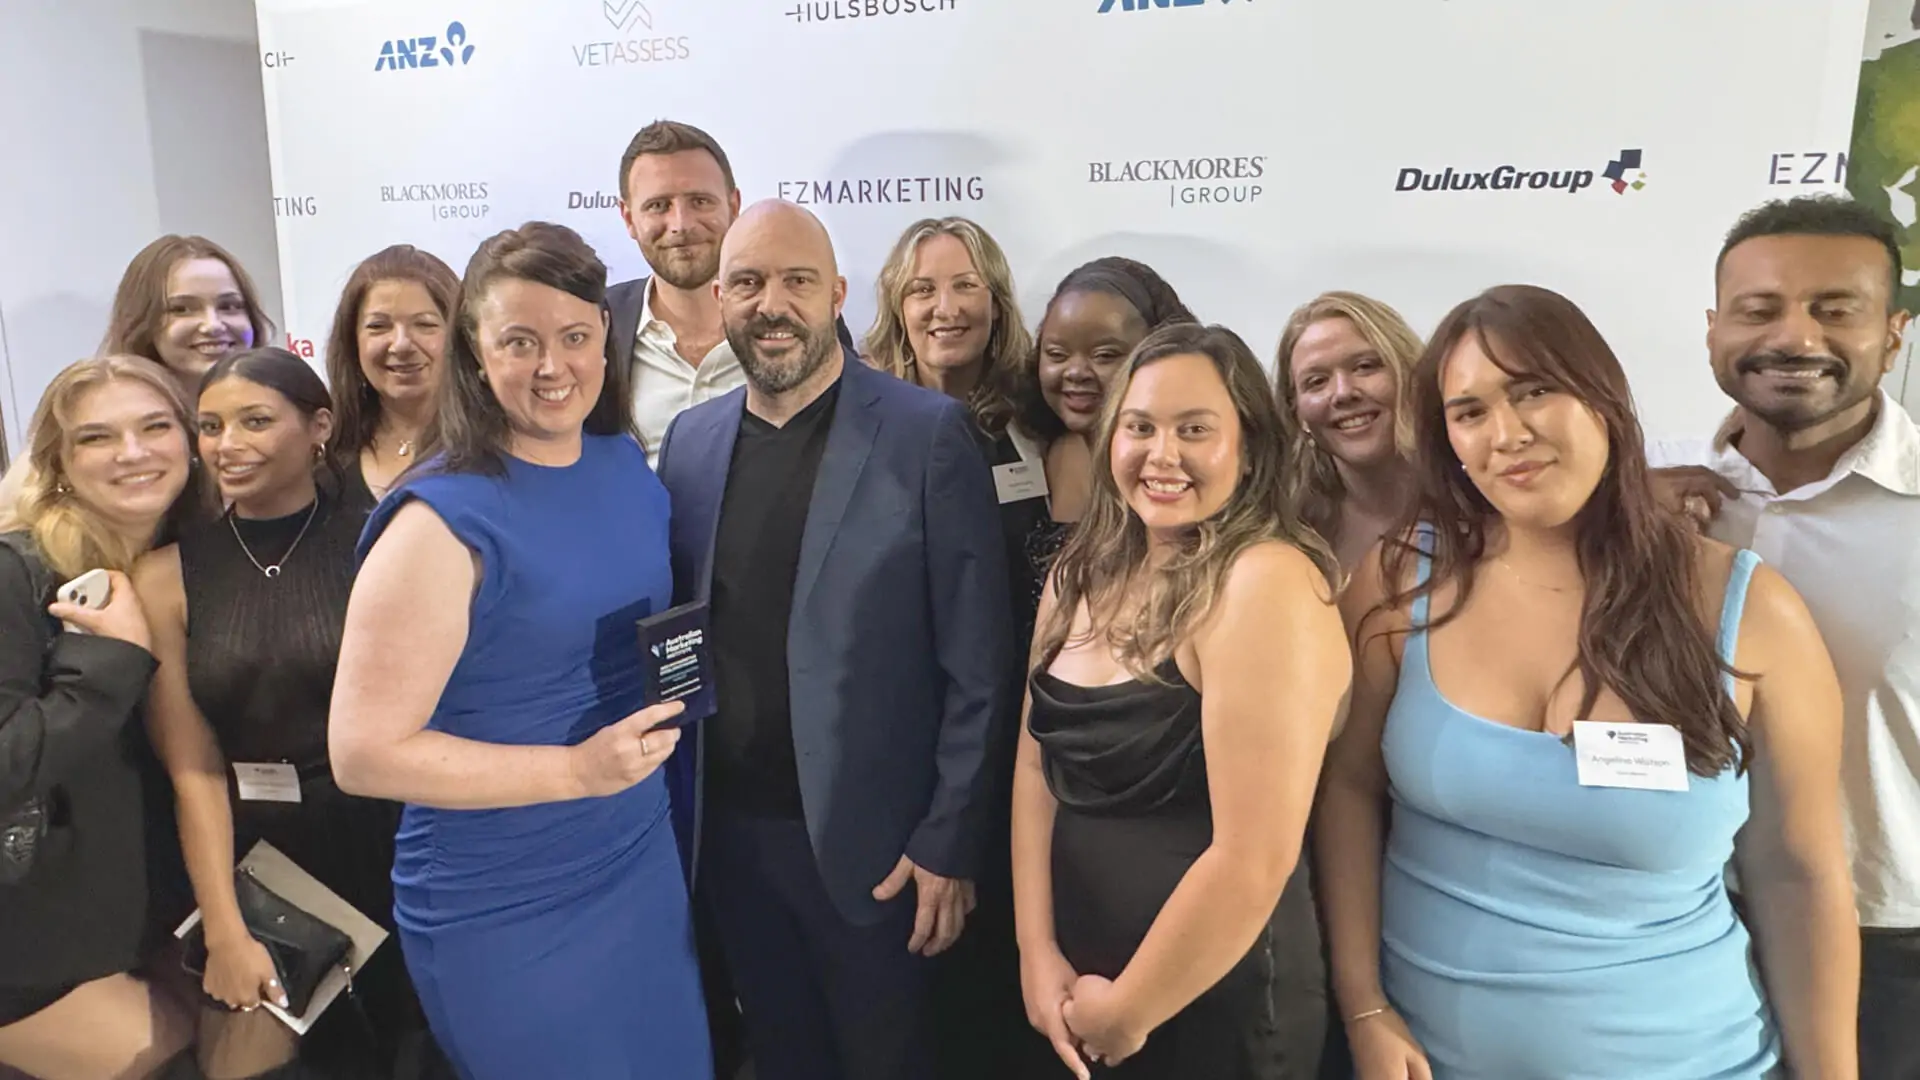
[1378,535,1780,1079]
[358,434,711,1080]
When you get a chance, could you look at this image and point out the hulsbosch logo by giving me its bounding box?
[1097,0,1243,11]
[1602,148,1647,194]
[1394,149,1646,196]
[374,21,476,72]
[787,0,957,21]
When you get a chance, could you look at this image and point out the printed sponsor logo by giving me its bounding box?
[1393,149,1646,196]
[380,181,492,220]
[775,175,985,205]
[1088,155,1267,207]
[262,50,295,69]
[1767,151,1847,186]
[1097,0,1242,12]
[374,21,476,72]
[568,191,622,211]
[273,196,318,218]
[576,0,691,66]
[787,0,958,23]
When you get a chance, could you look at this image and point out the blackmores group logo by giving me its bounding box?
[1088,154,1267,208]
[381,181,491,221]
[575,0,691,67]
[775,175,985,206]
[786,0,957,24]
[1394,149,1646,196]
[374,21,476,72]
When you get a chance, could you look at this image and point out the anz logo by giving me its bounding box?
[1097,0,1244,11]
[374,21,476,72]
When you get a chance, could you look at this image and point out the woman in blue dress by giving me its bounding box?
[327,221,711,1080]
[1315,285,1858,1079]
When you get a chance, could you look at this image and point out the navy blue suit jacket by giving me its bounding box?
[655,356,1014,926]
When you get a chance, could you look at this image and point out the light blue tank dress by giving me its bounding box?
[1378,533,1780,1079]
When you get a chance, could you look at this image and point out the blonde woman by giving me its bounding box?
[0,356,202,1080]
[865,216,1055,1078]
[1013,322,1350,1078]
[1274,291,1422,573]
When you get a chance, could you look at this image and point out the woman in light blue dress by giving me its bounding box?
[1314,285,1858,1079]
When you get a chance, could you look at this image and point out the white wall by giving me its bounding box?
[0,0,280,464]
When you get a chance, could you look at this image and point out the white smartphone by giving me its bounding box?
[56,568,111,634]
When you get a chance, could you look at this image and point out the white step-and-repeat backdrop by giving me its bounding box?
[253,0,1876,439]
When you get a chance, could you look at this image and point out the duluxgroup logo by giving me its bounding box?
[1602,148,1646,194]
[1393,149,1646,196]
[381,181,491,221]
[775,175,985,206]
[785,0,957,24]
[576,0,692,67]
[1087,154,1267,207]
[568,190,621,211]
[374,21,476,72]
[1096,0,1241,12]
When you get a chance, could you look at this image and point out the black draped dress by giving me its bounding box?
[1027,658,1330,1078]
[178,492,426,1069]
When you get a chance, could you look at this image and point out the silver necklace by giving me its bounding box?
[229,501,319,579]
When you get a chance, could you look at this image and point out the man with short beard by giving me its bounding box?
[1652,194,1920,1079]
[608,120,857,469]
[654,200,1012,1080]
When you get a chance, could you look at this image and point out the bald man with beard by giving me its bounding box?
[654,200,1015,1080]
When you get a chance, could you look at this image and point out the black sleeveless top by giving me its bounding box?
[1029,657,1207,818]
[179,492,358,775]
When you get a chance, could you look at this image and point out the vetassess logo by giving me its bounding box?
[381,181,491,221]
[787,0,956,23]
[1088,155,1267,207]
[374,21,476,72]
[576,0,691,67]
[1394,148,1645,196]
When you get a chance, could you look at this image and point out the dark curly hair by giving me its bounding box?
[1018,257,1196,440]
[1717,195,1902,308]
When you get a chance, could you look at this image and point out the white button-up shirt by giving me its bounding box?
[1649,390,1920,928]
[630,280,743,469]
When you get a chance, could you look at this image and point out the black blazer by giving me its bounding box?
[605,275,863,372]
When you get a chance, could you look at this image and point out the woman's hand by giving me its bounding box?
[1062,974,1149,1069]
[566,703,685,798]
[48,570,151,651]
[1348,1007,1434,1080]
[1020,943,1090,1080]
[203,931,288,1013]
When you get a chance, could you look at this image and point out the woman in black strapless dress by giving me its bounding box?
[1012,323,1351,1079]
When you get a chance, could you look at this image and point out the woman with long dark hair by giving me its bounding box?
[326,222,709,1078]
[322,245,460,509]
[1317,285,1858,1079]
[136,348,436,1079]
[1013,322,1349,1078]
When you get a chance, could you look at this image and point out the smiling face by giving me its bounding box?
[718,203,847,396]
[1440,331,1611,532]
[60,379,192,537]
[902,232,994,380]
[1709,232,1906,439]
[1110,351,1244,538]
[356,278,448,412]
[471,278,608,454]
[155,257,255,382]
[1040,290,1148,435]
[1288,314,1400,469]
[622,149,739,291]
[196,375,331,516]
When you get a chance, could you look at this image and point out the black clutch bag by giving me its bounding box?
[182,866,355,1017]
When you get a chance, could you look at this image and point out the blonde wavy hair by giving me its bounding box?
[1272,291,1422,535]
[863,217,1030,436]
[1037,322,1337,679]
[0,355,201,579]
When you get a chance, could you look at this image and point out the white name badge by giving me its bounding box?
[993,460,1048,505]
[1572,721,1689,792]
[233,762,302,803]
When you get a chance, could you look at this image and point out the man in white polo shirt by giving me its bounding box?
[1652,194,1919,1078]
[607,120,858,469]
